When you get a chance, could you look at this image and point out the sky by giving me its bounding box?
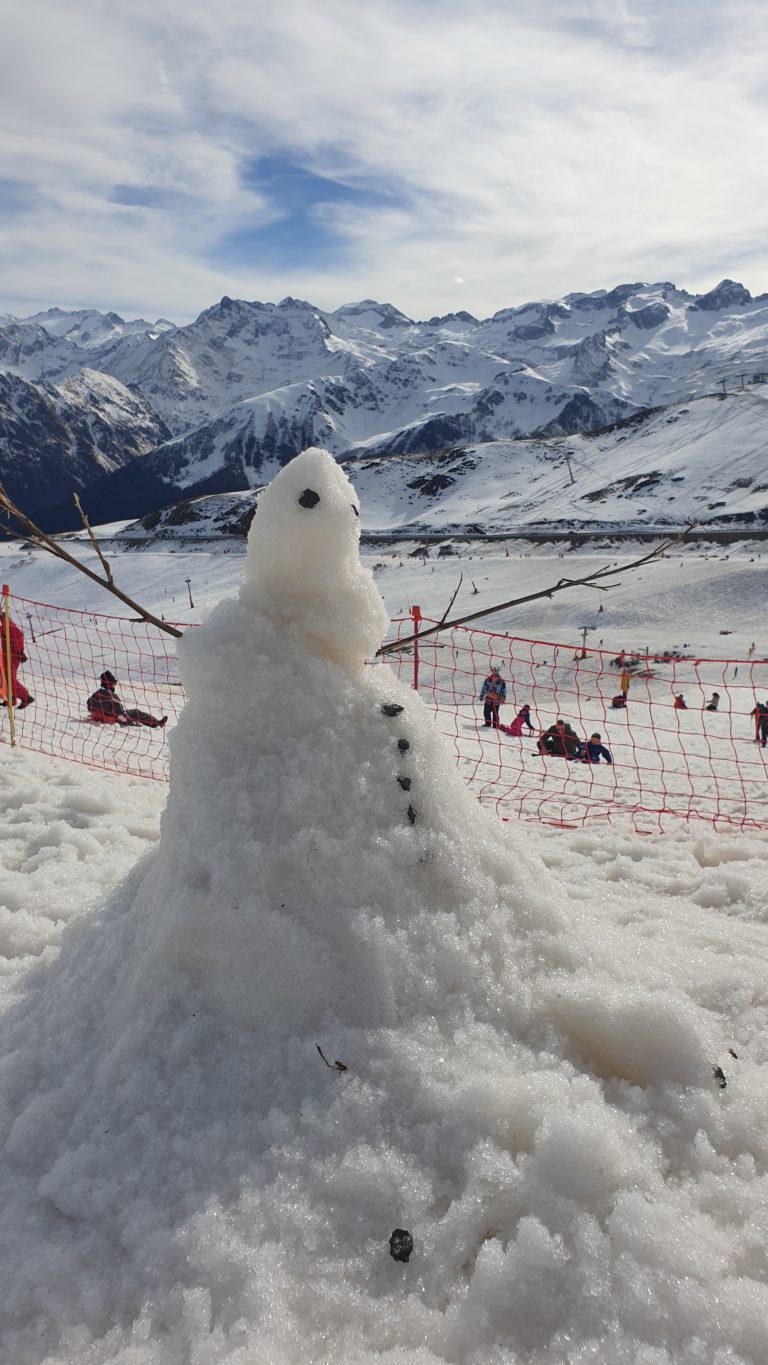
[2,0,768,324]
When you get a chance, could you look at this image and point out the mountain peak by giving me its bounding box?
[691,279,752,311]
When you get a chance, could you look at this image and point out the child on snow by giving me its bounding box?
[581,733,613,764]
[705,692,720,711]
[87,672,167,728]
[504,704,535,736]
[751,700,768,746]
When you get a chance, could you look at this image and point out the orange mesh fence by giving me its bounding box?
[1,592,767,832]
[0,592,183,782]
[385,611,768,834]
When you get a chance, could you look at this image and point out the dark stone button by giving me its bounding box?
[298,488,320,509]
[389,1229,413,1263]
[397,777,412,791]
[398,739,410,753]
[407,806,417,824]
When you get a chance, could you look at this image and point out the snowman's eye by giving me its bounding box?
[298,488,320,509]
[351,504,359,517]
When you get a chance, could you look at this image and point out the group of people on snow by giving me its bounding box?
[1,609,166,729]
[479,666,612,764]
[478,661,768,763]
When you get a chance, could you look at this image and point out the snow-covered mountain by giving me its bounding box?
[0,369,170,514]
[117,388,768,543]
[1,280,767,529]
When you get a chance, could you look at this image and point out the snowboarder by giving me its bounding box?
[0,608,33,709]
[503,703,535,737]
[537,719,583,758]
[581,733,613,764]
[705,692,720,712]
[86,671,167,728]
[479,664,507,728]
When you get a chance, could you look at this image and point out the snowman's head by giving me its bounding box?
[241,447,389,669]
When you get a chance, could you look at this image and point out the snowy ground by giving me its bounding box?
[1,509,768,1363]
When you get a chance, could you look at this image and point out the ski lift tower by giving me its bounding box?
[577,625,592,659]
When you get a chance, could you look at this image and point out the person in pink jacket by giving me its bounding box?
[505,704,535,736]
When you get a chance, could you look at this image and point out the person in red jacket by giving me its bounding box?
[0,609,33,708]
[87,671,167,728]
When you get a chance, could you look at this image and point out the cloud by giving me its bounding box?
[1,0,767,320]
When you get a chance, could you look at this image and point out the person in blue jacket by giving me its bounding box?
[479,664,507,727]
[581,732,613,764]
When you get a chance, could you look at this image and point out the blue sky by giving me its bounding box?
[1,0,767,322]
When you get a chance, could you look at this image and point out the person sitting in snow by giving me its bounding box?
[610,693,627,709]
[705,692,720,712]
[537,718,583,758]
[504,703,535,736]
[581,732,613,764]
[479,664,507,728]
[674,693,688,710]
[87,671,167,728]
[0,607,33,709]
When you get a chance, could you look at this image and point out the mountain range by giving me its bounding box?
[1,279,766,532]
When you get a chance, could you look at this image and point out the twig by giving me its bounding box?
[73,493,113,585]
[0,485,182,639]
[316,1044,348,1072]
[376,524,697,658]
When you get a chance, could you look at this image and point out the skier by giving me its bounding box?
[581,733,613,764]
[503,703,535,737]
[0,608,33,709]
[87,671,167,728]
[479,664,507,728]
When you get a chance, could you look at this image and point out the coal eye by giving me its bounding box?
[298,488,320,509]
[351,504,359,517]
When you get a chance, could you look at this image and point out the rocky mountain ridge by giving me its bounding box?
[1,280,767,528]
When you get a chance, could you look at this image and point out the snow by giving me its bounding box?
[1,454,768,1362]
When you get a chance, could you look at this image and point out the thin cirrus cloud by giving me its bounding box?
[1,0,767,322]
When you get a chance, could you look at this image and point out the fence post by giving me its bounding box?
[1,584,15,747]
[411,604,421,692]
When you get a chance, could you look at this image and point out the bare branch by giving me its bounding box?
[376,525,697,658]
[0,484,182,639]
[73,493,113,584]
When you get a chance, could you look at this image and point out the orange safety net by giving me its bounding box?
[1,593,766,833]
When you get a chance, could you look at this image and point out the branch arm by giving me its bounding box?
[0,486,183,639]
[376,524,696,657]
